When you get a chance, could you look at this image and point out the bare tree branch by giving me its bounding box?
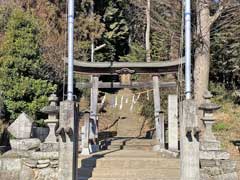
[209,4,224,27]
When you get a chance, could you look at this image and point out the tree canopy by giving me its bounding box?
[0,0,239,121]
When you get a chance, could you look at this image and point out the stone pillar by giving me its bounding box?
[90,76,99,151]
[199,91,238,179]
[81,112,90,155]
[152,76,162,146]
[168,95,178,151]
[180,100,200,180]
[58,101,78,180]
[159,112,165,149]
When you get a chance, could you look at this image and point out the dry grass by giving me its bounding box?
[213,100,240,156]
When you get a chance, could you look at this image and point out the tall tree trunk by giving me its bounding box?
[146,0,151,62]
[194,0,211,106]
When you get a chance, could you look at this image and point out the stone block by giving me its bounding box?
[0,170,19,180]
[2,150,30,158]
[7,112,33,139]
[34,168,58,180]
[29,151,59,160]
[19,166,34,180]
[37,163,49,169]
[213,172,238,180]
[50,160,58,168]
[38,159,50,164]
[200,141,221,151]
[23,159,37,168]
[200,150,230,160]
[40,142,59,152]
[200,160,219,168]
[200,171,211,180]
[0,158,22,171]
[204,167,222,176]
[10,138,41,151]
[220,160,237,173]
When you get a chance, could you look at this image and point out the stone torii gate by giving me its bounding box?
[72,59,182,154]
[59,0,238,179]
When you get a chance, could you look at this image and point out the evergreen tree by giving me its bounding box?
[0,9,56,121]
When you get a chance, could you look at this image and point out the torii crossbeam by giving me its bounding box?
[69,59,184,75]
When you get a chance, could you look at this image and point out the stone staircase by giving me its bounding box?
[78,138,180,180]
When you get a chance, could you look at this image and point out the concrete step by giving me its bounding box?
[91,168,180,178]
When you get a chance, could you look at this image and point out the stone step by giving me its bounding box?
[90,168,180,178]
[108,144,154,151]
[78,157,179,169]
[78,148,180,180]
[95,158,180,169]
[78,167,179,178]
[108,139,158,151]
[108,145,123,150]
[124,139,158,145]
[110,139,157,145]
[79,178,179,180]
[121,144,153,151]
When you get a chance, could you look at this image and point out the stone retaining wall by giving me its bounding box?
[0,155,58,180]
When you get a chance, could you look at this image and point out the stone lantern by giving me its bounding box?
[199,91,221,150]
[199,93,238,179]
[41,94,59,143]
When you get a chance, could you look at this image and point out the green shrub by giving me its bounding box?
[0,9,56,121]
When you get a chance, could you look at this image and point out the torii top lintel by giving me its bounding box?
[68,58,184,75]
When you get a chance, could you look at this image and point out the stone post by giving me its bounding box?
[152,76,162,146]
[41,94,59,144]
[199,91,238,179]
[180,100,200,180]
[57,101,78,180]
[90,76,99,151]
[159,112,165,149]
[81,112,90,155]
[168,95,178,151]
